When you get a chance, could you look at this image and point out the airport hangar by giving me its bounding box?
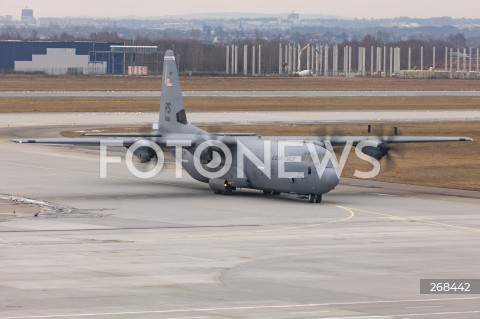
[0,40,157,75]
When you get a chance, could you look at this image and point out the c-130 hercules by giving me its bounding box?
[14,50,473,203]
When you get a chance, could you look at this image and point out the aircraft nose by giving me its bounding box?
[319,167,340,193]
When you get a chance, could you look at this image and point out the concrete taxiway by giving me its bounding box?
[0,117,479,319]
[1,110,480,129]
[2,90,480,98]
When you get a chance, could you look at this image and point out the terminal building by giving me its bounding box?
[0,41,125,75]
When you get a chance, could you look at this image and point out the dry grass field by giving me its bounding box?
[1,97,480,113]
[64,122,480,191]
[1,74,480,91]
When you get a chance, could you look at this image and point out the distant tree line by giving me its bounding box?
[0,30,475,74]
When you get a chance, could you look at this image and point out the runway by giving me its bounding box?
[0,116,479,319]
[2,90,480,98]
[1,110,480,129]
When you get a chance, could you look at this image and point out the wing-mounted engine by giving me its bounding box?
[199,146,226,166]
[132,146,157,163]
[179,135,238,184]
[362,124,405,166]
[361,141,391,160]
[187,136,234,172]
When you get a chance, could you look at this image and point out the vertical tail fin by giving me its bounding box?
[158,50,201,134]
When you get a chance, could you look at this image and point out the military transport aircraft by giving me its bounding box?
[13,50,473,203]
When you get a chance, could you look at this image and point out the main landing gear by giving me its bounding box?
[262,190,280,195]
[308,194,322,204]
[213,187,233,195]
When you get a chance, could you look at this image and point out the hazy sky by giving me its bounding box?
[1,0,479,19]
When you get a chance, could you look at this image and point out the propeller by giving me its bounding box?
[371,123,406,170]
[316,123,406,170]
[133,146,158,163]
[188,125,229,171]
[313,125,347,152]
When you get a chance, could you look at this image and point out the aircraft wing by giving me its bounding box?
[319,136,473,145]
[12,137,141,146]
[12,135,473,146]
[11,135,241,147]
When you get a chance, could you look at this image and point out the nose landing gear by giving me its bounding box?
[308,194,322,204]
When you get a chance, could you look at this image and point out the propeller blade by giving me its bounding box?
[374,123,405,170]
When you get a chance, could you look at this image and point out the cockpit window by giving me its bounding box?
[301,152,323,162]
[301,154,313,162]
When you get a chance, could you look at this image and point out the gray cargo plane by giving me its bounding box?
[13,50,473,203]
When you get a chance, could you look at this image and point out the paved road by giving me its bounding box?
[0,122,479,319]
[2,90,480,98]
[1,110,480,129]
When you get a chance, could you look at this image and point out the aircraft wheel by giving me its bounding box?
[213,189,222,195]
[222,188,233,195]
[308,194,315,203]
[263,190,273,195]
[272,191,281,195]
[315,194,322,203]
